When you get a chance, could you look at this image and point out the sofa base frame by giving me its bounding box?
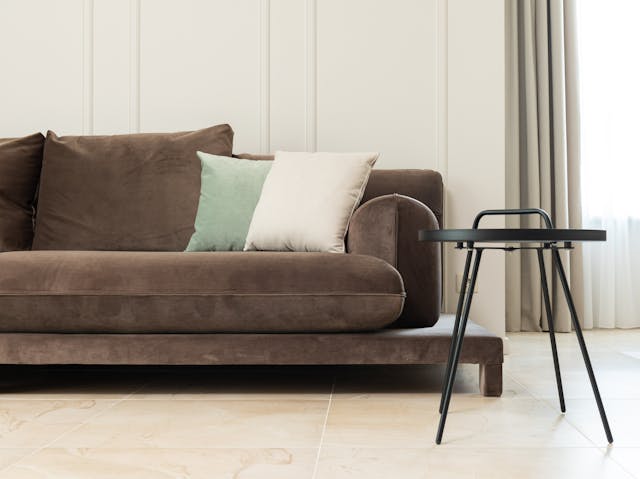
[0,315,503,397]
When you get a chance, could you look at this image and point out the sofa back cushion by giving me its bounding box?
[33,125,234,251]
[0,133,45,252]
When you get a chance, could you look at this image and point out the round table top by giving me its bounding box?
[418,228,606,243]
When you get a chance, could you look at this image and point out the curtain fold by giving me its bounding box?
[506,0,583,332]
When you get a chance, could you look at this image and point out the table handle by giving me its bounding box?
[472,208,554,229]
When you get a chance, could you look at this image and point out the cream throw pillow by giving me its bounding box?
[244,151,378,253]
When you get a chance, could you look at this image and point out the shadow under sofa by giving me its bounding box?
[0,148,503,396]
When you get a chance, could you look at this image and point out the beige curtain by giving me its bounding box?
[506,0,584,332]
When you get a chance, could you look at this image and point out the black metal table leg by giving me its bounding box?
[537,249,566,412]
[552,248,613,444]
[439,248,473,414]
[423,208,611,445]
[436,249,483,444]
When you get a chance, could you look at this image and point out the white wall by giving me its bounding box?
[0,0,506,338]
[445,0,507,340]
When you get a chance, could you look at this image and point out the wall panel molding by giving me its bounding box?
[437,0,448,183]
[93,0,131,134]
[82,0,95,135]
[316,0,438,169]
[305,0,317,152]
[269,0,306,152]
[260,0,271,152]
[0,1,84,136]
[138,0,261,150]
[129,0,141,133]
[437,0,449,308]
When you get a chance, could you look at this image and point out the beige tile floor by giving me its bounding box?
[1,329,639,478]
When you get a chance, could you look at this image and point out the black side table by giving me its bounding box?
[419,208,613,445]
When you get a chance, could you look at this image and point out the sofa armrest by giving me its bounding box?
[347,194,441,328]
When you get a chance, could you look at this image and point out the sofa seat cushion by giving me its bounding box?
[0,251,405,333]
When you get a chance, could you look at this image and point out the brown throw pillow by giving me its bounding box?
[0,133,45,251]
[33,124,234,251]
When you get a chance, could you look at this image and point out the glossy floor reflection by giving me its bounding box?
[0,329,639,478]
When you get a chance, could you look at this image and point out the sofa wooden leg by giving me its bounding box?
[479,363,502,397]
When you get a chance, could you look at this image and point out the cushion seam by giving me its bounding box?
[0,292,407,297]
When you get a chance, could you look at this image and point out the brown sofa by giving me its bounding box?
[0,128,503,396]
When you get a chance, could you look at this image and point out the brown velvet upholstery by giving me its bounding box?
[0,133,44,251]
[0,315,503,396]
[347,194,441,328]
[361,169,444,228]
[479,364,503,397]
[32,125,234,251]
[0,315,499,364]
[0,251,404,333]
[233,153,274,161]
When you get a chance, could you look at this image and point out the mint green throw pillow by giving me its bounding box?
[185,152,272,251]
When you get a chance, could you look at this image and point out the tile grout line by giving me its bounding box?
[506,367,604,449]
[505,370,541,401]
[467,366,627,465]
[536,393,602,448]
[311,376,335,479]
[0,381,151,474]
[506,366,598,443]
